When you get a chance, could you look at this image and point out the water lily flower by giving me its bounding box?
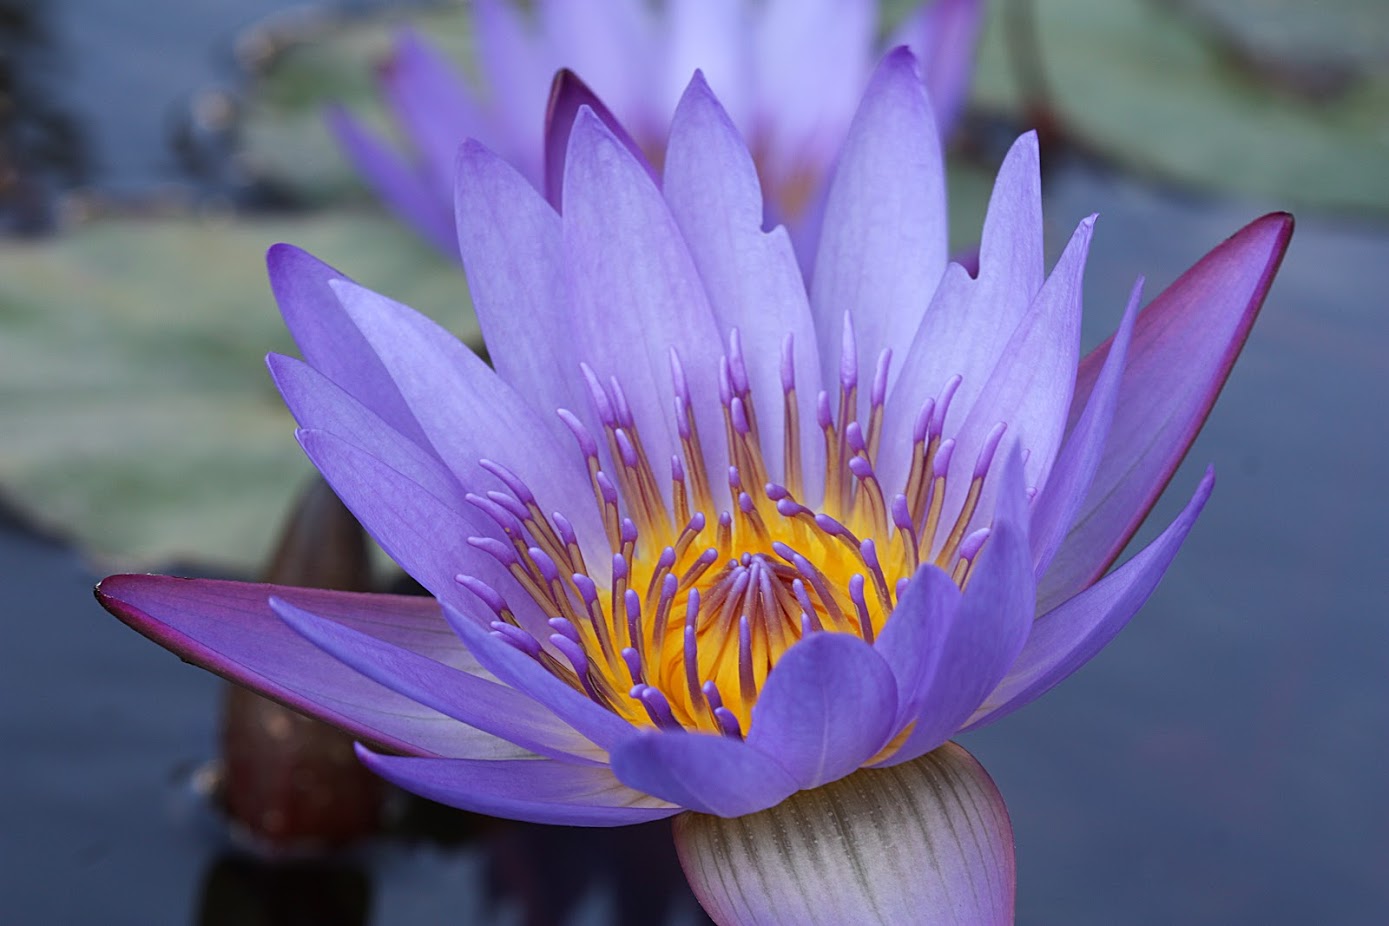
[329,0,985,257]
[98,49,1291,924]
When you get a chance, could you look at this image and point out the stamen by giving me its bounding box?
[781,333,803,498]
[456,574,511,621]
[866,348,892,462]
[848,574,874,644]
[937,422,1006,566]
[633,685,681,730]
[713,706,743,739]
[890,494,920,573]
[550,631,601,702]
[738,615,756,704]
[479,341,1013,740]
[490,621,541,658]
[621,646,643,685]
[859,539,894,612]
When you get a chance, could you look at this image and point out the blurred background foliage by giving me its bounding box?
[0,0,1384,570]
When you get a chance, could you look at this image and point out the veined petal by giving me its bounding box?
[881,132,1043,494]
[890,0,986,138]
[610,730,799,817]
[941,213,1093,539]
[745,631,898,789]
[811,46,947,403]
[1029,278,1141,578]
[1040,212,1293,610]
[325,106,456,257]
[967,467,1215,730]
[663,71,824,497]
[295,428,546,636]
[675,743,1014,925]
[454,139,577,449]
[328,278,605,556]
[562,106,726,490]
[95,575,486,758]
[539,0,658,136]
[266,244,428,447]
[882,449,1034,765]
[267,353,463,510]
[542,69,655,210]
[357,746,679,827]
[872,565,962,731]
[272,596,606,763]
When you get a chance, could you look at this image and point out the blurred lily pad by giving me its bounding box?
[971,0,1389,214]
[1170,0,1389,78]
[0,209,477,570]
[238,8,475,205]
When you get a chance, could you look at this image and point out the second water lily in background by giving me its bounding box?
[330,0,984,257]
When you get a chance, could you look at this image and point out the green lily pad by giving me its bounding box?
[0,209,477,570]
[238,8,476,205]
[1171,0,1389,77]
[970,0,1389,214]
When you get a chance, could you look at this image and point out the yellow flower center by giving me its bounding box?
[463,328,1003,736]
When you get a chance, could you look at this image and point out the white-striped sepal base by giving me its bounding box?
[673,742,1015,925]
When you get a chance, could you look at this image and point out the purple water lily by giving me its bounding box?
[99,48,1290,922]
[330,0,984,258]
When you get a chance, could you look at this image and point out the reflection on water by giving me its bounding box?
[197,856,371,926]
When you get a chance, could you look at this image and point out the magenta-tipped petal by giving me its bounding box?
[543,69,655,210]
[538,0,657,137]
[969,467,1215,730]
[811,47,947,401]
[872,565,963,731]
[561,106,726,484]
[1041,213,1292,610]
[272,596,605,763]
[610,730,799,817]
[357,745,680,826]
[325,106,456,258]
[663,71,824,494]
[97,575,489,758]
[746,631,898,789]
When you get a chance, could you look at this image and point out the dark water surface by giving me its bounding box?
[4,1,1388,923]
